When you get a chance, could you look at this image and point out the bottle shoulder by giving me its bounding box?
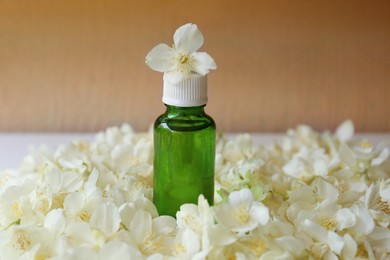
[154,111,215,132]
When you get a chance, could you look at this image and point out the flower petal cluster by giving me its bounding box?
[0,120,389,259]
[215,189,269,234]
[145,23,217,84]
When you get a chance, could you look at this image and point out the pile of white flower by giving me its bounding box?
[0,121,389,259]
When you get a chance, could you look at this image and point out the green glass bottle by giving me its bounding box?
[153,75,216,217]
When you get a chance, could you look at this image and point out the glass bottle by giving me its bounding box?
[153,75,215,217]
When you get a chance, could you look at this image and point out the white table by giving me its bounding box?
[0,133,389,170]
[0,133,93,170]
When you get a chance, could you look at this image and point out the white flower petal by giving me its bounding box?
[302,219,327,242]
[364,183,379,208]
[146,253,164,260]
[350,204,375,235]
[341,234,357,260]
[46,167,63,193]
[250,202,269,226]
[145,43,177,72]
[197,194,213,226]
[118,203,136,231]
[134,139,152,163]
[274,236,305,257]
[55,246,97,259]
[152,215,176,235]
[335,208,356,231]
[314,178,339,203]
[190,52,217,76]
[327,231,345,255]
[98,240,142,259]
[111,144,132,163]
[44,209,66,236]
[371,148,389,166]
[214,203,240,229]
[283,157,305,178]
[64,192,84,215]
[85,168,99,197]
[228,188,253,208]
[335,120,354,142]
[134,197,158,218]
[176,228,200,257]
[61,171,84,192]
[259,250,293,260]
[65,222,95,246]
[207,224,236,246]
[173,23,204,53]
[176,204,201,232]
[369,209,389,227]
[339,143,356,167]
[90,202,121,234]
[130,209,152,245]
[323,250,338,260]
[368,226,390,251]
[163,70,187,84]
[288,185,316,204]
[380,181,390,201]
[313,158,328,176]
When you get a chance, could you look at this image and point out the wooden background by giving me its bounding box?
[0,0,389,133]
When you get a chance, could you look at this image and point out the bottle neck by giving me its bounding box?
[165,104,206,116]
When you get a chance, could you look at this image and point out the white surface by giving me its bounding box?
[0,133,94,170]
[0,132,389,170]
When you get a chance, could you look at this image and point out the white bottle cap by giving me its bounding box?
[162,75,207,107]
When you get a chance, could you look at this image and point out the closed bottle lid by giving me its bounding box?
[162,75,207,107]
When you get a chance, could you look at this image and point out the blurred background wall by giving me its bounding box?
[0,0,389,132]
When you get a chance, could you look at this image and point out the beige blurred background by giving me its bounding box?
[0,0,389,133]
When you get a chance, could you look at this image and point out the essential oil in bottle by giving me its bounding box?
[153,75,215,217]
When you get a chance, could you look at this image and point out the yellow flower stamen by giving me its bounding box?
[310,250,322,260]
[173,243,186,256]
[13,231,32,251]
[119,222,128,231]
[11,202,23,218]
[176,53,192,73]
[36,198,50,214]
[76,141,90,152]
[235,204,249,223]
[309,243,326,260]
[356,245,368,257]
[377,196,390,214]
[78,211,91,222]
[241,239,266,256]
[319,216,337,230]
[340,162,347,169]
[360,140,373,149]
[134,180,146,190]
[35,254,49,260]
[179,54,189,64]
[339,183,347,194]
[51,192,66,209]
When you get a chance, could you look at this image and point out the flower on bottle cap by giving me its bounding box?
[145,23,217,84]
